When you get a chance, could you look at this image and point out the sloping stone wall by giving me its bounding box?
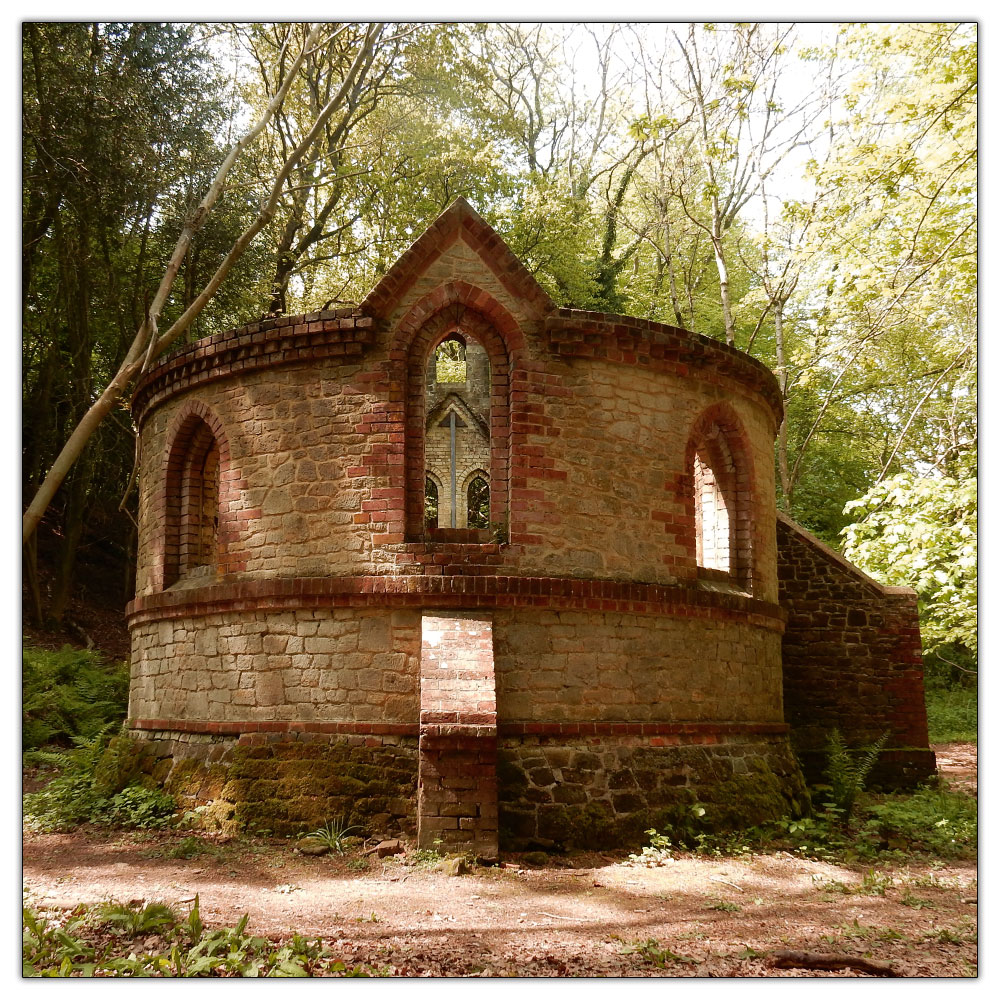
[776,513,934,786]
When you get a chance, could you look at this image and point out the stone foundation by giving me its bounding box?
[497,730,809,850]
[129,728,418,838]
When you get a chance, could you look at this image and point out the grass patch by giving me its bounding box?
[925,685,977,743]
[859,785,976,857]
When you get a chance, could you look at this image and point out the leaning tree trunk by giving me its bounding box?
[22,22,378,545]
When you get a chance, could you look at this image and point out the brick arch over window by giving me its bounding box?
[162,402,237,589]
[392,287,522,540]
[683,403,755,590]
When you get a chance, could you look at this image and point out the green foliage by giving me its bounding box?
[842,474,977,658]
[859,786,977,858]
[821,728,890,822]
[22,645,129,751]
[620,938,698,967]
[92,785,178,830]
[707,899,741,912]
[22,907,96,977]
[96,901,179,937]
[822,868,894,896]
[407,848,445,868]
[925,685,977,744]
[23,899,383,977]
[168,836,214,860]
[300,817,360,855]
[24,729,176,832]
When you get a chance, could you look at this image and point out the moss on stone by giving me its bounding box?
[93,736,154,796]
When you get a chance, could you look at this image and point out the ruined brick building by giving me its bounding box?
[126,199,934,857]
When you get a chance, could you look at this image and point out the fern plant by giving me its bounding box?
[822,728,890,822]
[22,645,128,751]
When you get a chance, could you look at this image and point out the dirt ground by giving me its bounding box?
[22,744,977,978]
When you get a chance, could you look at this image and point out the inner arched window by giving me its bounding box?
[694,445,731,572]
[466,474,490,529]
[425,476,440,528]
[687,411,752,589]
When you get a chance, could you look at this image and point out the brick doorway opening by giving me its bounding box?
[417,612,498,860]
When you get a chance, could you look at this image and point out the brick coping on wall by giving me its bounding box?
[126,574,786,629]
[130,264,782,430]
[128,719,790,741]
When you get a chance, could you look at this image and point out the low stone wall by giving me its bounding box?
[776,513,934,786]
[497,728,808,851]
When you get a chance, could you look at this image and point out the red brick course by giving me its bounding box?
[126,573,786,629]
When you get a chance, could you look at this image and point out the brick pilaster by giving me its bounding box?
[418,612,498,858]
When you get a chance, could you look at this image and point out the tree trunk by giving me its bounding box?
[48,461,92,624]
[774,299,793,507]
[711,220,735,346]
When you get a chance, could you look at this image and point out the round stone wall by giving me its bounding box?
[126,202,803,849]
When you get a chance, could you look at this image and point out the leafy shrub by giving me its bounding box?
[925,685,977,743]
[23,729,176,832]
[22,645,129,751]
[93,785,178,829]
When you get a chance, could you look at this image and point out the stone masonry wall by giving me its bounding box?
[129,728,418,838]
[128,608,420,725]
[494,607,784,724]
[777,513,934,786]
[498,731,808,850]
[132,204,783,598]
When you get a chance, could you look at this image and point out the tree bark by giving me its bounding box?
[770,950,897,977]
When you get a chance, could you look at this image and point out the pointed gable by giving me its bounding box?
[360,197,556,323]
[426,391,490,440]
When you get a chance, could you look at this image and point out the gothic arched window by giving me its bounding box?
[425,475,440,528]
[164,414,223,587]
[686,407,753,589]
[466,473,490,529]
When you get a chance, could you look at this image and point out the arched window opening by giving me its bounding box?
[188,438,220,571]
[686,410,753,590]
[434,336,466,383]
[424,331,491,531]
[424,476,440,528]
[467,474,490,529]
[694,446,731,572]
[164,414,224,588]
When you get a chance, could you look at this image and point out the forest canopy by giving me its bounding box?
[21,22,976,672]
